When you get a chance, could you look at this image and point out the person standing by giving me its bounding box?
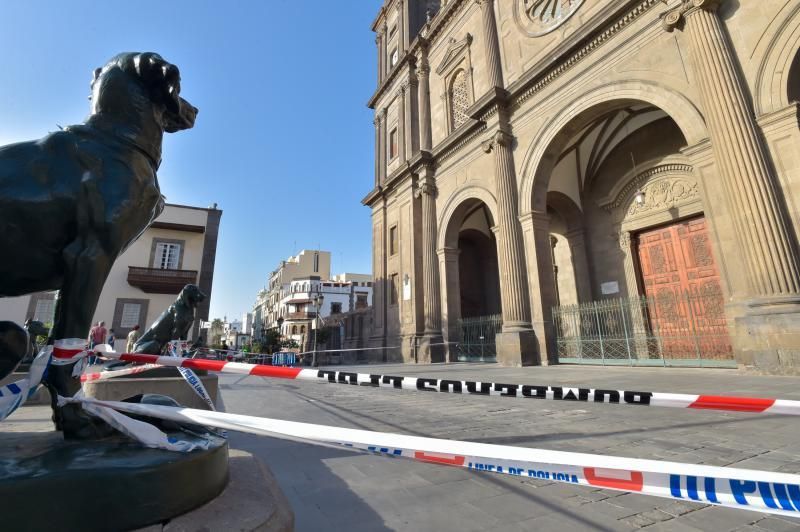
[107,329,116,350]
[87,321,107,364]
[126,325,141,353]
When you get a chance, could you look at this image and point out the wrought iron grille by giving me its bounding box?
[553,289,734,368]
[456,314,502,362]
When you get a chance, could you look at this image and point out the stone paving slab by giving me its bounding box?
[220,363,800,531]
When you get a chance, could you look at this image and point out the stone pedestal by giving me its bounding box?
[495,330,539,367]
[417,335,445,364]
[83,367,218,410]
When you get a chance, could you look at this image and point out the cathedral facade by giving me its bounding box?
[364,0,800,372]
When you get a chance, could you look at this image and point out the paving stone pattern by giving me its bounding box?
[221,364,800,531]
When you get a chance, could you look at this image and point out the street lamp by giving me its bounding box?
[312,293,324,367]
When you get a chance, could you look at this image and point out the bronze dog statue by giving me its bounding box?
[0,52,197,437]
[134,284,206,355]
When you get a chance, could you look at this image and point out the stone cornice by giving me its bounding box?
[508,0,661,110]
[432,118,486,164]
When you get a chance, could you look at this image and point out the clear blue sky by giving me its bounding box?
[0,0,382,321]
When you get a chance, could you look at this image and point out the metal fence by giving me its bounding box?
[553,289,735,368]
[456,314,502,362]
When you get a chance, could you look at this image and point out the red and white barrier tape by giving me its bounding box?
[81,364,162,382]
[66,396,800,518]
[92,347,800,416]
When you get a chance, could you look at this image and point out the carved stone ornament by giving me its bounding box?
[415,178,437,198]
[513,0,585,37]
[628,178,699,216]
[481,129,513,153]
[662,0,723,32]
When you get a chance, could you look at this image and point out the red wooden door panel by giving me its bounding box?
[636,217,732,360]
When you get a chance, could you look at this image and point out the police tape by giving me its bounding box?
[80,364,162,382]
[91,346,800,416]
[66,396,800,518]
[0,346,52,421]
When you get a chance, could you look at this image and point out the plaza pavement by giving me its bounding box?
[220,362,800,532]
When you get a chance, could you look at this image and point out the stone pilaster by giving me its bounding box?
[373,115,382,186]
[417,52,432,151]
[396,0,407,53]
[380,108,388,183]
[398,86,407,163]
[380,22,388,81]
[476,0,504,88]
[519,211,556,365]
[665,0,800,299]
[437,247,461,361]
[482,130,531,331]
[564,228,593,303]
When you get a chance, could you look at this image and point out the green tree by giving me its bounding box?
[209,318,224,347]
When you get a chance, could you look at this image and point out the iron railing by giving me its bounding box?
[553,289,734,367]
[457,314,502,362]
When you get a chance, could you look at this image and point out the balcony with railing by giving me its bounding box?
[127,266,198,294]
[285,311,318,321]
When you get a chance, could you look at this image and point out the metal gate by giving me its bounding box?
[553,289,734,368]
[456,314,502,362]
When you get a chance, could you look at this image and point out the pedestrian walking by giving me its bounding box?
[126,325,141,353]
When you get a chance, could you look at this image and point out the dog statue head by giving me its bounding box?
[178,284,207,309]
[88,52,198,165]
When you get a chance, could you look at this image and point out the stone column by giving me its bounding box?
[476,0,504,88]
[416,171,445,362]
[373,115,381,186]
[396,0,407,53]
[665,0,800,298]
[379,108,388,183]
[398,86,407,163]
[417,52,432,151]
[482,130,537,366]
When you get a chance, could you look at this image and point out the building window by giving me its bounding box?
[390,48,399,67]
[331,302,343,314]
[389,128,398,160]
[356,292,369,310]
[389,25,397,38]
[300,325,306,333]
[120,303,141,328]
[292,325,297,335]
[112,298,150,335]
[313,252,319,273]
[151,239,184,270]
[389,225,398,255]
[390,273,398,305]
[33,298,55,324]
[449,70,470,130]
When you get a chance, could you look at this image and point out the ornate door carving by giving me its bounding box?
[636,217,732,360]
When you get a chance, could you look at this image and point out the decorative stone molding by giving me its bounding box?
[414,177,437,198]
[513,0,587,37]
[436,34,473,75]
[627,178,699,217]
[481,130,514,153]
[514,0,662,108]
[600,163,694,211]
[662,0,723,32]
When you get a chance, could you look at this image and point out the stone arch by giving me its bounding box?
[519,80,708,214]
[753,2,800,115]
[437,185,499,251]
